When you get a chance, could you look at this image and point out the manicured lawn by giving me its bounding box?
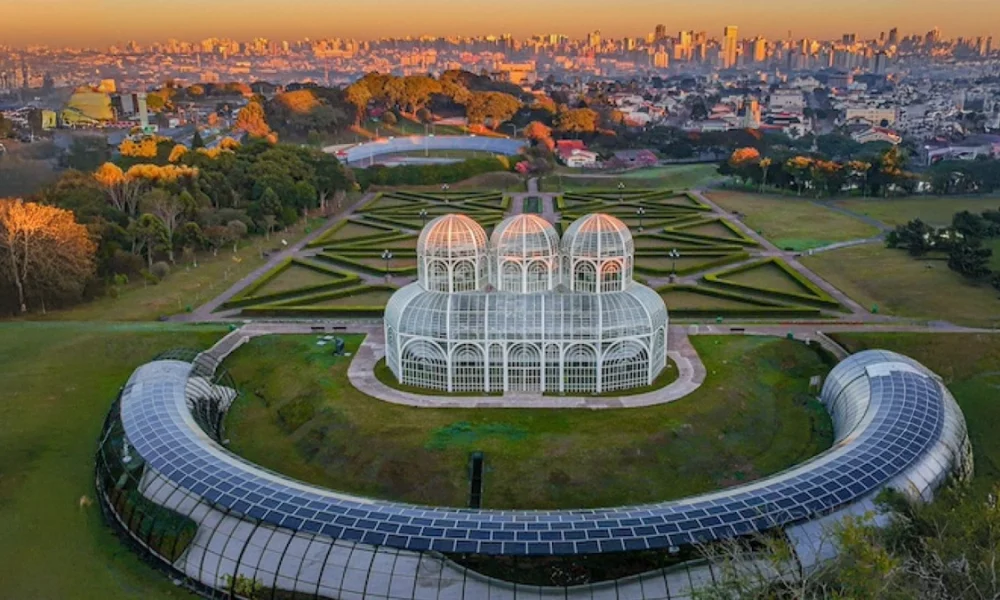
[223,334,833,510]
[720,262,815,296]
[832,196,1000,227]
[0,322,227,600]
[254,263,342,295]
[309,289,395,307]
[708,191,880,251]
[542,164,721,192]
[829,333,1000,492]
[801,244,1000,327]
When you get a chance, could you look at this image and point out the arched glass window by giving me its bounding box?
[507,343,541,393]
[428,261,449,292]
[500,261,522,293]
[453,260,477,292]
[451,344,485,392]
[574,262,597,293]
[564,344,597,393]
[544,344,560,392]
[600,261,623,293]
[401,340,447,390]
[386,327,399,374]
[602,341,649,392]
[526,260,550,294]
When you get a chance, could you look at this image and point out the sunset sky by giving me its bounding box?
[5,0,999,47]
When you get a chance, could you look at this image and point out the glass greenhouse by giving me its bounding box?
[384,213,669,394]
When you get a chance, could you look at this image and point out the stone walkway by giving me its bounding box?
[347,326,706,409]
[204,322,707,409]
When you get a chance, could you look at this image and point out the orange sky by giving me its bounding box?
[4,0,998,47]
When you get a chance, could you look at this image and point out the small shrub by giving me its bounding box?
[150,261,171,281]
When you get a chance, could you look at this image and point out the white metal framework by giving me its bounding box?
[385,213,668,394]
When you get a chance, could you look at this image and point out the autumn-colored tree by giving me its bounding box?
[125,164,198,184]
[0,199,96,313]
[784,156,815,195]
[555,108,600,133]
[94,162,145,216]
[524,121,555,151]
[234,99,274,139]
[759,158,773,192]
[344,82,372,124]
[168,144,188,163]
[217,137,241,151]
[728,147,762,167]
[119,137,158,158]
[465,92,521,129]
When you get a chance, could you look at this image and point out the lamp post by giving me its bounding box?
[668,248,681,277]
[419,208,428,227]
[441,183,450,203]
[505,123,520,138]
[636,207,646,232]
[618,181,626,202]
[425,133,435,157]
[382,250,393,278]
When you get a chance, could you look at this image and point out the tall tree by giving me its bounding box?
[94,162,144,216]
[234,100,273,139]
[948,238,993,280]
[191,129,206,149]
[0,199,96,313]
[141,189,185,263]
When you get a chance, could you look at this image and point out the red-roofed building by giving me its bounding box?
[555,139,599,168]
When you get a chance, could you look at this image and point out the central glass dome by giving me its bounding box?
[490,215,561,293]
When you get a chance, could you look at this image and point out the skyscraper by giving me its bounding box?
[723,26,739,69]
[888,28,899,45]
[654,24,667,41]
[752,37,767,63]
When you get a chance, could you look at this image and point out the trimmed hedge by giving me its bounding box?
[670,307,824,319]
[240,306,386,319]
[224,277,361,310]
[315,252,418,277]
[658,284,788,307]
[703,258,842,308]
[266,284,396,308]
[222,258,356,309]
[634,252,750,276]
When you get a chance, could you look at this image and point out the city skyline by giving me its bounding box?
[4,0,999,47]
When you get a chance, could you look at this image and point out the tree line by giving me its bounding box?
[887,207,1000,290]
[0,136,352,315]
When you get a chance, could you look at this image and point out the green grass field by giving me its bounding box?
[802,244,1000,327]
[0,322,227,600]
[832,196,1000,227]
[542,164,721,192]
[829,333,1000,491]
[708,191,880,251]
[223,334,833,510]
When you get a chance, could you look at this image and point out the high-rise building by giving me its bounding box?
[888,28,899,45]
[723,26,739,69]
[654,24,667,41]
[587,30,602,49]
[842,33,857,45]
[873,51,889,75]
[752,37,767,63]
[653,46,669,68]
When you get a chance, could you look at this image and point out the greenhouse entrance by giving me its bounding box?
[507,344,542,393]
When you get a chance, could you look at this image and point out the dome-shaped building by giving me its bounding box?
[491,214,561,293]
[562,214,635,293]
[385,213,668,395]
[417,214,489,293]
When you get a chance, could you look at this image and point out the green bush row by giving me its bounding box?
[317,231,418,251]
[225,276,361,310]
[670,307,824,319]
[703,259,841,308]
[658,283,787,307]
[241,305,386,319]
[659,228,759,248]
[315,252,418,276]
[267,283,396,308]
[307,219,399,248]
[668,218,759,245]
[634,253,750,276]
[223,258,354,308]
